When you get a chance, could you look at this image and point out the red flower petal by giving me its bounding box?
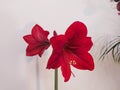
[69,37,93,52]
[47,35,66,69]
[26,44,46,56]
[23,35,37,44]
[72,52,94,71]
[117,2,120,11]
[47,51,63,69]
[32,24,49,41]
[61,62,71,82]
[63,50,94,71]
[50,35,67,52]
[65,21,87,41]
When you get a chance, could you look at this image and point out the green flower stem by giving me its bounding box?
[54,69,58,90]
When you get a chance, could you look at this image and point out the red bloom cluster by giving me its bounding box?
[117,2,120,15]
[23,21,94,82]
[23,24,50,57]
[111,0,120,15]
[47,21,94,81]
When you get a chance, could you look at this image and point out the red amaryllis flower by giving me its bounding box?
[47,21,94,82]
[117,2,120,15]
[23,24,50,57]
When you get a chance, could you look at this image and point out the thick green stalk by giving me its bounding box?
[54,69,58,90]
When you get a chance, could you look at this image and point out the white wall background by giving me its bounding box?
[0,0,120,90]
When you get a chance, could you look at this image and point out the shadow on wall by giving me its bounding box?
[0,11,33,90]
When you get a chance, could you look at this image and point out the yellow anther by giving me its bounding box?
[69,60,76,65]
[73,60,76,65]
[69,61,73,65]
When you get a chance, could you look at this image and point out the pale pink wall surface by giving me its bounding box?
[0,0,120,90]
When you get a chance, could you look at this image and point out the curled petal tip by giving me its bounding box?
[46,66,50,69]
[88,64,95,71]
[64,77,70,82]
[64,80,68,82]
[34,24,40,27]
[46,65,50,69]
[91,66,95,71]
[72,21,86,26]
[53,31,57,36]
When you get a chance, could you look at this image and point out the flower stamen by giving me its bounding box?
[69,60,76,65]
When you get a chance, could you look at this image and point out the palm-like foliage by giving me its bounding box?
[100,36,120,62]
